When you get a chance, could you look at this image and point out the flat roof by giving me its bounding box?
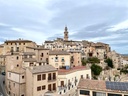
[58,66,88,75]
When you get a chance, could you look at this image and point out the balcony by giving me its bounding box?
[48,77,56,82]
[75,79,78,83]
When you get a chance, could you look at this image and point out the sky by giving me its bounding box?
[0,0,128,54]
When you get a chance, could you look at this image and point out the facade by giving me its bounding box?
[49,50,70,69]
[26,65,58,96]
[58,66,91,95]
[69,50,82,67]
[77,79,128,96]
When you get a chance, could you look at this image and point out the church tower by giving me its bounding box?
[64,26,68,41]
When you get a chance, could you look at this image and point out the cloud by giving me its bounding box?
[0,0,128,53]
[107,20,128,31]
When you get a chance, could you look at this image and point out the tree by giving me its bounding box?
[105,58,114,68]
[87,57,100,63]
[91,64,102,76]
[81,59,86,66]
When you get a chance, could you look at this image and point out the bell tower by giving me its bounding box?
[64,26,68,41]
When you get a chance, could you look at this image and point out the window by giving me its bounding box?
[61,57,64,62]
[55,57,58,62]
[21,95,24,96]
[13,83,15,87]
[86,74,89,79]
[41,53,43,57]
[37,75,41,81]
[23,43,25,45]
[108,93,122,96]
[53,83,56,90]
[16,56,19,60]
[37,86,41,91]
[9,73,11,77]
[29,63,33,66]
[17,64,19,67]
[47,53,48,55]
[39,63,41,65]
[42,74,46,80]
[81,75,83,79]
[16,47,19,52]
[93,92,106,96]
[48,73,51,81]
[53,73,56,80]
[22,76,24,79]
[48,84,51,91]
[29,55,32,58]
[42,85,45,90]
[80,90,90,95]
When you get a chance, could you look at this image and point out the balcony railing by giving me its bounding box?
[48,77,56,82]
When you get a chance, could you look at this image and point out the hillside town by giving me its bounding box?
[0,27,128,96]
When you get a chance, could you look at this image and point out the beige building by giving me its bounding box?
[7,68,25,96]
[77,79,128,96]
[69,50,82,67]
[107,50,122,69]
[3,39,37,55]
[58,66,91,95]
[49,50,70,69]
[26,65,58,96]
[5,51,58,96]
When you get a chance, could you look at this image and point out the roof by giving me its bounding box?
[49,50,69,55]
[0,55,6,58]
[58,66,88,75]
[78,79,128,93]
[26,46,49,50]
[23,58,37,62]
[45,41,53,43]
[5,39,32,43]
[29,65,57,74]
[9,67,25,74]
[23,52,35,55]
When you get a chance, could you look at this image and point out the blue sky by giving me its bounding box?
[0,0,128,54]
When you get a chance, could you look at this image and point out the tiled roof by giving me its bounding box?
[23,58,36,62]
[29,65,57,73]
[49,50,69,55]
[26,46,49,50]
[45,41,53,43]
[78,79,128,93]
[78,79,106,90]
[58,66,88,75]
[5,39,32,43]
[9,67,25,74]
[23,52,35,55]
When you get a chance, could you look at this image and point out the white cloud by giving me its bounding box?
[11,27,46,44]
[107,20,128,31]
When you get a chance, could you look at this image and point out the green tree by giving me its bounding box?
[87,57,100,63]
[91,64,102,76]
[81,59,86,66]
[105,58,114,68]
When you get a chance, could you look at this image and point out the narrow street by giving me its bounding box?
[0,74,6,96]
